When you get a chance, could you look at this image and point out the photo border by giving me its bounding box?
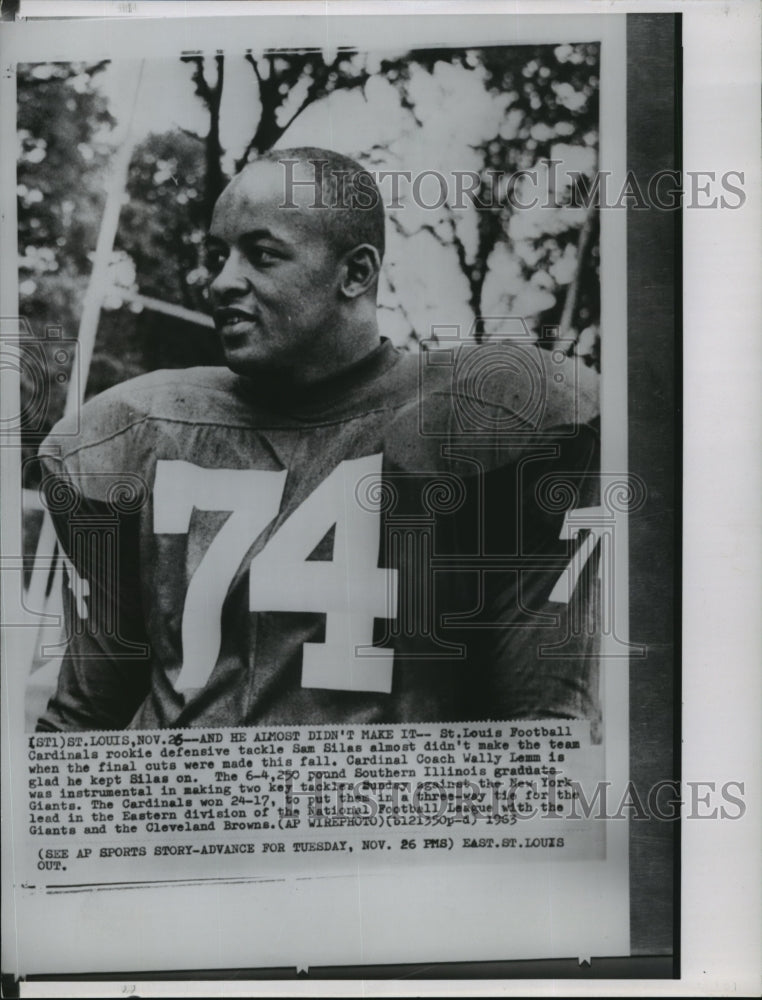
[0,2,705,991]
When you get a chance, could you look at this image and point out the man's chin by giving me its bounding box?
[222,349,289,384]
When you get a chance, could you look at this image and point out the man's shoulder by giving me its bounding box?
[411,340,599,430]
[39,367,242,465]
[381,341,598,475]
[453,340,597,429]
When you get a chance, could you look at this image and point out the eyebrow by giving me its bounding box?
[205,228,287,247]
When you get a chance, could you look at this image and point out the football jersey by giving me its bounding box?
[36,337,601,731]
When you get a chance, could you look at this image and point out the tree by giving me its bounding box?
[378,43,600,351]
[177,49,377,225]
[179,55,225,224]
[17,60,115,480]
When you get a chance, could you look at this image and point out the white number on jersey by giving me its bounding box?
[549,505,603,604]
[154,462,287,692]
[249,454,397,693]
[153,455,397,695]
[61,553,90,620]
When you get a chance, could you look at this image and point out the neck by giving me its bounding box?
[302,314,381,385]
[243,319,384,396]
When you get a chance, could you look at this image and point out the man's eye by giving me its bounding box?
[247,245,279,266]
[204,247,228,273]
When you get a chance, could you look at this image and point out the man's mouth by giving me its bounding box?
[213,307,258,331]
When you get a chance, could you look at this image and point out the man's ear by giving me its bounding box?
[339,244,381,299]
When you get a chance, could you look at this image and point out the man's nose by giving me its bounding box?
[210,249,250,300]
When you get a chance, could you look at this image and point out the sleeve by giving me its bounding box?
[35,449,152,732]
[463,419,602,727]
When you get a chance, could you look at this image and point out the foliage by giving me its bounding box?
[378,43,600,345]
[17,44,602,472]
[17,61,114,480]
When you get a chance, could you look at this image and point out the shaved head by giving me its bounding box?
[235,146,386,261]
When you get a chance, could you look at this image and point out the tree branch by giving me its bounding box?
[244,52,263,86]
[382,269,417,341]
[180,54,226,223]
[177,125,204,144]
[181,55,214,107]
[84,59,111,78]
[236,52,371,170]
[559,204,597,344]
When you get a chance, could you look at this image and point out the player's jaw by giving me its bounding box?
[211,303,275,376]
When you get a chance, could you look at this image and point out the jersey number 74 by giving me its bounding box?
[153,453,398,695]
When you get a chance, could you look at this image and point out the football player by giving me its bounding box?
[36,147,601,731]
